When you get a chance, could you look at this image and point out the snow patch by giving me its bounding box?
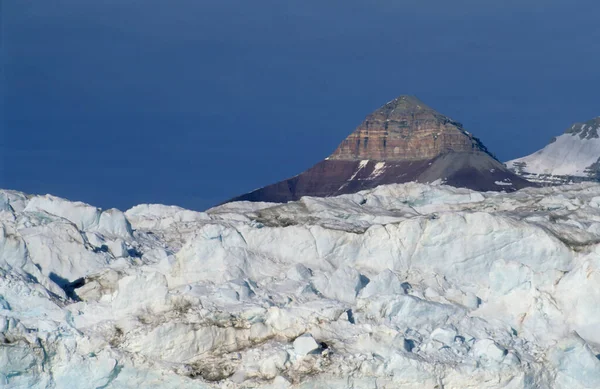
[369,162,386,178]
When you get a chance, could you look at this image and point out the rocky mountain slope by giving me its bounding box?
[3,183,600,388]
[231,96,533,203]
[506,117,600,185]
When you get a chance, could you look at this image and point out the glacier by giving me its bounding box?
[2,183,600,388]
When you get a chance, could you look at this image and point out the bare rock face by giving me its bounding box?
[330,96,486,161]
[229,96,534,204]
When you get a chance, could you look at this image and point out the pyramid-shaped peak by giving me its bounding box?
[228,95,534,204]
[385,95,430,108]
[363,95,457,126]
[329,96,487,161]
[371,95,438,117]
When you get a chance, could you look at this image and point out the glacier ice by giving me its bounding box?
[2,182,600,387]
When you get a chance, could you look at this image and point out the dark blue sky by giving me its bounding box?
[3,1,599,210]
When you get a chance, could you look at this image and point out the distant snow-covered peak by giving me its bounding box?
[564,117,600,140]
[506,116,600,184]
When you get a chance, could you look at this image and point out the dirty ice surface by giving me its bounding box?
[2,182,600,388]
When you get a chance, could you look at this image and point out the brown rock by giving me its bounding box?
[227,95,535,204]
[330,96,484,161]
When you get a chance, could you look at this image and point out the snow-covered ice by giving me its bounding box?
[3,182,600,388]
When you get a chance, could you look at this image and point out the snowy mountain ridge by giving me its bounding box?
[2,183,600,388]
[506,117,600,184]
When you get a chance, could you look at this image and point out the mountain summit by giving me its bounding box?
[230,96,533,203]
[506,117,600,185]
[329,95,489,161]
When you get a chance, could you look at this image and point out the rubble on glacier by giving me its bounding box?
[2,183,600,388]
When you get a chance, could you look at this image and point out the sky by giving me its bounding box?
[2,0,599,211]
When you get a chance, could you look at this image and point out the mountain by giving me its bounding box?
[230,95,533,203]
[506,117,600,185]
[3,183,600,388]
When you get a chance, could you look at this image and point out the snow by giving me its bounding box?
[293,334,320,356]
[3,182,600,387]
[369,162,386,178]
[339,160,370,191]
[25,194,101,230]
[347,160,369,182]
[506,130,600,182]
[429,178,447,185]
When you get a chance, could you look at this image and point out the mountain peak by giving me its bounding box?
[565,117,600,140]
[228,96,534,203]
[381,94,430,109]
[507,115,600,184]
[328,96,483,161]
[370,95,440,120]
